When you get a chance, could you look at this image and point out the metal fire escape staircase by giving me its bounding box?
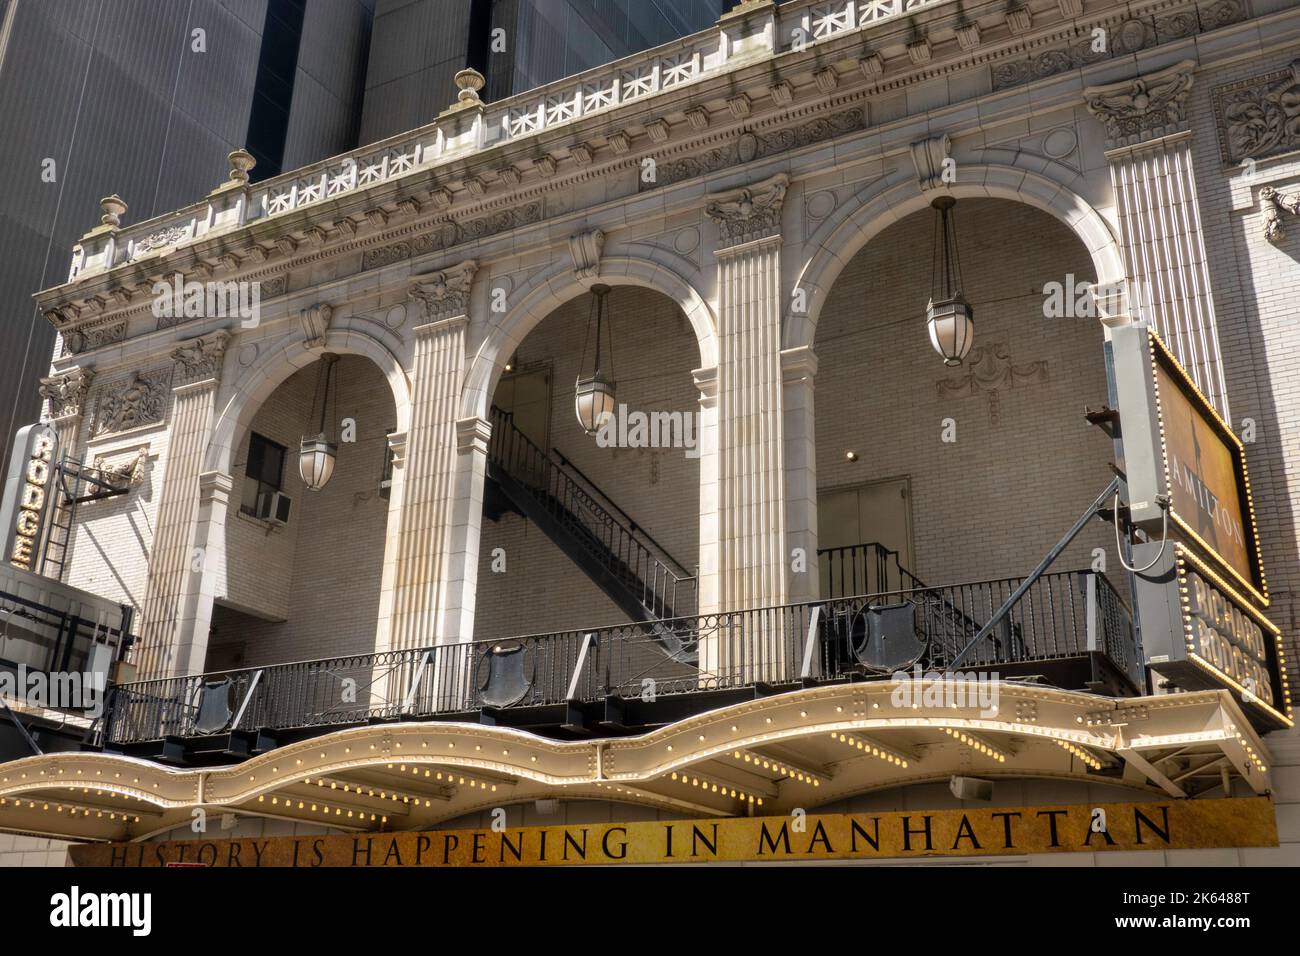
[484,406,699,661]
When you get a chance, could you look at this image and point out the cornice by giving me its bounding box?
[32,0,1276,338]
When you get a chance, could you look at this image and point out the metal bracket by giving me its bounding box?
[567,633,597,701]
[799,605,823,680]
[401,650,432,714]
[229,669,264,731]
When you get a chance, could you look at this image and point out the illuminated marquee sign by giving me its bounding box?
[0,423,59,573]
[1175,545,1291,725]
[1150,331,1266,602]
[68,797,1279,867]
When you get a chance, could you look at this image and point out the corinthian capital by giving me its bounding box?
[706,173,789,248]
[1085,60,1196,149]
[171,329,231,386]
[409,259,477,324]
[39,367,95,418]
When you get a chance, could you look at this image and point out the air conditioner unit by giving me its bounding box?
[255,490,292,524]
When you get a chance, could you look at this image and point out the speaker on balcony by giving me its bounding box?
[851,600,924,672]
[476,643,531,709]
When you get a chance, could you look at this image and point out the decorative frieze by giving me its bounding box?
[91,369,172,437]
[706,173,788,248]
[409,260,477,322]
[171,330,231,386]
[63,321,126,356]
[1212,60,1300,165]
[361,201,543,271]
[39,367,95,418]
[1084,60,1195,149]
[648,109,863,191]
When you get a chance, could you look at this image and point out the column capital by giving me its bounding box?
[692,366,718,408]
[780,345,819,383]
[387,430,409,468]
[455,416,492,454]
[410,259,477,326]
[706,173,788,250]
[197,469,234,503]
[39,366,95,419]
[172,328,232,387]
[1084,59,1196,151]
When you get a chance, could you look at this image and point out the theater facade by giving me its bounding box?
[2,0,1299,866]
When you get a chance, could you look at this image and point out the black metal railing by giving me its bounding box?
[488,405,696,619]
[102,569,1139,745]
[0,588,134,679]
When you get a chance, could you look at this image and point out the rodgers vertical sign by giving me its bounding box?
[0,424,59,572]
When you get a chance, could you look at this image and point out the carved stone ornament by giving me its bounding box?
[92,447,149,487]
[936,343,1049,426]
[171,329,232,385]
[63,321,126,356]
[300,303,333,349]
[911,134,952,191]
[1212,59,1300,165]
[569,229,605,279]
[705,173,788,248]
[92,370,171,437]
[647,110,863,192]
[362,201,543,271]
[409,260,477,322]
[1260,186,1300,243]
[1084,60,1196,149]
[39,367,95,418]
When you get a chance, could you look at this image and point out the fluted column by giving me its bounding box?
[1086,60,1230,419]
[384,260,476,652]
[708,173,790,614]
[703,174,790,681]
[781,345,818,604]
[136,330,231,679]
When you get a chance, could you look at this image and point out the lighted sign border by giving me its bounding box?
[1174,543,1292,727]
[1148,329,1268,606]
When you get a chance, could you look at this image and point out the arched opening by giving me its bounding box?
[205,354,398,669]
[811,198,1126,682]
[474,285,703,639]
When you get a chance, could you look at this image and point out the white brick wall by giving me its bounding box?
[815,198,1117,589]
[475,286,703,639]
[208,355,395,667]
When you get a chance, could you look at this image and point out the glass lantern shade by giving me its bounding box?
[298,434,338,491]
[926,295,975,366]
[574,373,617,435]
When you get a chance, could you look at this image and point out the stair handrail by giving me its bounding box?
[487,406,696,616]
[550,447,694,580]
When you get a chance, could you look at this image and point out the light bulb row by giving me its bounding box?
[829,732,910,769]
[942,727,1008,762]
[731,750,821,786]
[1055,739,1102,771]
[0,797,141,822]
[667,771,762,805]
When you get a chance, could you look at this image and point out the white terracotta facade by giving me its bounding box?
[7,0,1300,862]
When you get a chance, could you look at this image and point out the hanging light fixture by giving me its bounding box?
[299,353,339,491]
[574,284,617,435]
[925,195,974,366]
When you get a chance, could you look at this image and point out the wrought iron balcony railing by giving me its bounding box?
[100,569,1140,747]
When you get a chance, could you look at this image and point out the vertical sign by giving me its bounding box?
[0,423,60,572]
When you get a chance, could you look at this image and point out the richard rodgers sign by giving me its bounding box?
[0,423,59,573]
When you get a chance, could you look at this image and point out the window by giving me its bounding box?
[240,432,287,517]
